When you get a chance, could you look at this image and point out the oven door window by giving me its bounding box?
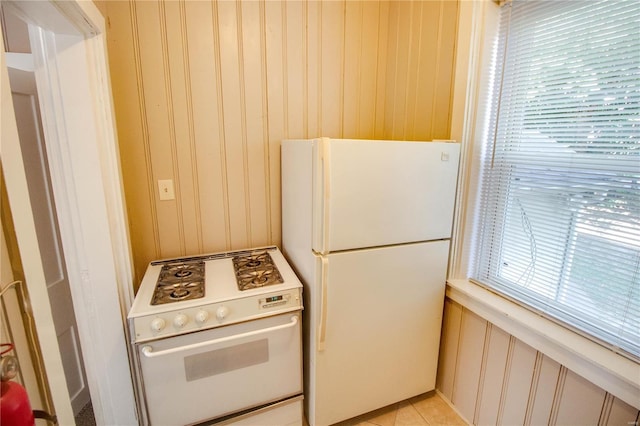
[137,312,301,426]
[184,338,269,382]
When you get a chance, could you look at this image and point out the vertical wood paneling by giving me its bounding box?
[555,369,606,425]
[104,0,461,282]
[452,310,487,422]
[528,355,561,425]
[258,0,273,246]
[439,301,634,426]
[105,2,158,276]
[385,1,410,140]
[360,1,384,138]
[284,1,305,139]
[403,1,421,140]
[413,1,441,140]
[217,0,249,249]
[476,326,510,426]
[500,339,537,425]
[437,298,463,400]
[382,0,458,141]
[432,0,459,139]
[306,0,320,139]
[176,1,203,255]
[606,396,640,425]
[134,1,181,259]
[183,1,229,254]
[342,1,362,138]
[374,1,389,139]
[264,0,285,247]
[240,0,269,247]
[548,366,569,425]
[163,1,196,255]
[320,0,345,137]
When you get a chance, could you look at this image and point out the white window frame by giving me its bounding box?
[447,0,640,410]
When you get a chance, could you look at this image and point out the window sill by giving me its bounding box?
[446,278,640,409]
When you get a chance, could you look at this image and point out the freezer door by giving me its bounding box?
[310,241,449,426]
[312,139,460,253]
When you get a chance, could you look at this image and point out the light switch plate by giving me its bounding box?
[158,179,175,201]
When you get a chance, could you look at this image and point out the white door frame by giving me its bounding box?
[1,1,136,425]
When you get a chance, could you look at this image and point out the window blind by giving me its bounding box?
[473,0,640,358]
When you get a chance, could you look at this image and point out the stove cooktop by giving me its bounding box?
[128,246,303,342]
[150,250,286,306]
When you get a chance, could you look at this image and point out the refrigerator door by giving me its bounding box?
[312,139,460,254]
[310,241,449,426]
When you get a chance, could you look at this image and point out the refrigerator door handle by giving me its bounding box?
[313,137,331,254]
[322,138,331,253]
[318,256,329,352]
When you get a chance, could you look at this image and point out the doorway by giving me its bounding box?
[0,1,137,425]
[3,5,92,422]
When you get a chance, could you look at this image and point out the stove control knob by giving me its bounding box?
[173,314,189,328]
[150,318,166,332]
[195,310,209,325]
[216,306,229,321]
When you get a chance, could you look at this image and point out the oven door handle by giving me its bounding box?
[140,315,299,358]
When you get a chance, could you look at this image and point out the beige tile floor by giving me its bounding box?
[307,392,467,426]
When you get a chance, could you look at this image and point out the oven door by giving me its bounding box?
[137,311,302,425]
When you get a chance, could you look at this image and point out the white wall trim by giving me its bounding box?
[448,0,501,280]
[447,279,640,410]
[80,5,135,316]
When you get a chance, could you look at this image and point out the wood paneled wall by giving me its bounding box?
[437,298,640,425]
[101,0,459,284]
[383,0,458,140]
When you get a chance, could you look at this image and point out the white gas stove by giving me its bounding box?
[128,246,304,426]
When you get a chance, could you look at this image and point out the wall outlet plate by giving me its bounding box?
[158,179,175,201]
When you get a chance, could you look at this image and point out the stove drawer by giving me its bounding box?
[136,311,302,425]
[210,395,303,426]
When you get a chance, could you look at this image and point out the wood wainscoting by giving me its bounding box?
[437,298,639,425]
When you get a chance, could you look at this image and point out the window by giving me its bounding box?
[473,0,640,358]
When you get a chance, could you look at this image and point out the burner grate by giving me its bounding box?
[151,260,205,305]
[233,251,284,291]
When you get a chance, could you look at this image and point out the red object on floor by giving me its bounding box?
[1,380,35,426]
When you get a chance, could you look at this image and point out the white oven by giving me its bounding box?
[128,247,304,425]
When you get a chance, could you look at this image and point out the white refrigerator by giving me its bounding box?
[281,138,460,426]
